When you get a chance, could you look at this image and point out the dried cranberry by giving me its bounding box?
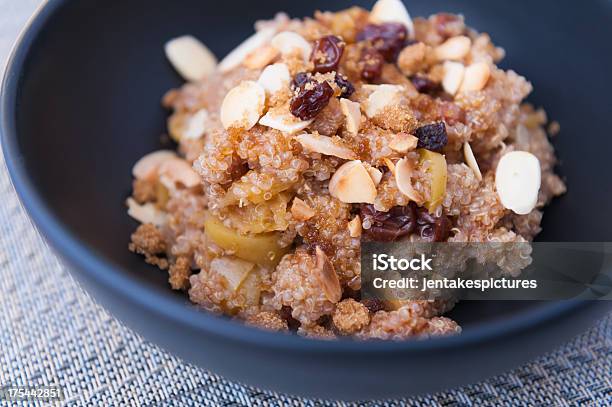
[359,48,384,82]
[414,122,448,152]
[411,75,441,94]
[311,35,345,74]
[290,80,334,120]
[361,204,417,242]
[334,73,355,98]
[415,206,451,242]
[356,23,408,62]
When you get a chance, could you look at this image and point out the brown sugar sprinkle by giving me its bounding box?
[298,324,336,340]
[168,256,192,291]
[332,298,370,335]
[128,5,566,340]
[245,311,288,332]
[129,224,168,269]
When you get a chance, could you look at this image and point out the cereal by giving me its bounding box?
[128,5,566,340]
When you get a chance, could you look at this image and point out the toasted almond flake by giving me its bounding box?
[367,166,383,186]
[370,0,415,38]
[183,109,209,140]
[389,133,418,153]
[348,215,362,238]
[220,80,266,130]
[211,256,255,292]
[329,160,377,204]
[158,158,201,188]
[383,157,396,175]
[339,98,362,135]
[463,142,482,181]
[132,150,177,180]
[257,63,291,96]
[296,133,356,159]
[459,62,491,93]
[271,31,312,61]
[434,35,471,61]
[291,197,315,221]
[495,151,541,215]
[442,61,465,95]
[165,36,218,82]
[365,84,403,118]
[219,27,277,72]
[315,247,342,303]
[258,106,313,134]
[395,158,425,203]
[126,198,168,226]
[243,44,280,69]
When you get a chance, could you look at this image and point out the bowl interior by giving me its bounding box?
[6,0,612,328]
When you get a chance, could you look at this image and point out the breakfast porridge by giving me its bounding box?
[127,0,565,340]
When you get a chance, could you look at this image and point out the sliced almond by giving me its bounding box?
[434,35,471,61]
[158,158,201,188]
[367,166,383,186]
[495,151,541,215]
[127,198,167,226]
[220,80,266,130]
[442,61,465,95]
[132,150,177,181]
[243,44,280,69]
[258,105,313,134]
[183,109,209,140]
[271,31,312,61]
[296,133,356,160]
[257,63,291,96]
[383,157,396,175]
[365,84,403,118]
[314,247,342,303]
[211,256,255,292]
[395,157,425,203]
[463,142,482,181]
[339,98,362,135]
[219,27,277,72]
[291,197,315,221]
[389,133,418,153]
[165,36,218,82]
[348,215,362,238]
[329,160,377,204]
[459,62,491,93]
[370,0,415,38]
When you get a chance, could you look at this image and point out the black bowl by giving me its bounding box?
[2,0,611,400]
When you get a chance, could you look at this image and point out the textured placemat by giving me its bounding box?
[1,1,611,406]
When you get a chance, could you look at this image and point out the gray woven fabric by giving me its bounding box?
[1,1,611,406]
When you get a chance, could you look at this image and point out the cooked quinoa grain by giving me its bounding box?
[128,1,565,340]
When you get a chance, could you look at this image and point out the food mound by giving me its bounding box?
[127,0,566,340]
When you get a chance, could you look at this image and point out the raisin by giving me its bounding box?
[414,122,448,152]
[311,35,345,74]
[360,203,416,242]
[415,206,451,242]
[359,48,384,82]
[291,72,312,90]
[290,80,334,120]
[280,306,301,331]
[411,75,441,94]
[334,73,355,98]
[356,23,408,62]
[362,298,386,314]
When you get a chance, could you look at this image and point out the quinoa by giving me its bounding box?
[127,2,566,340]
